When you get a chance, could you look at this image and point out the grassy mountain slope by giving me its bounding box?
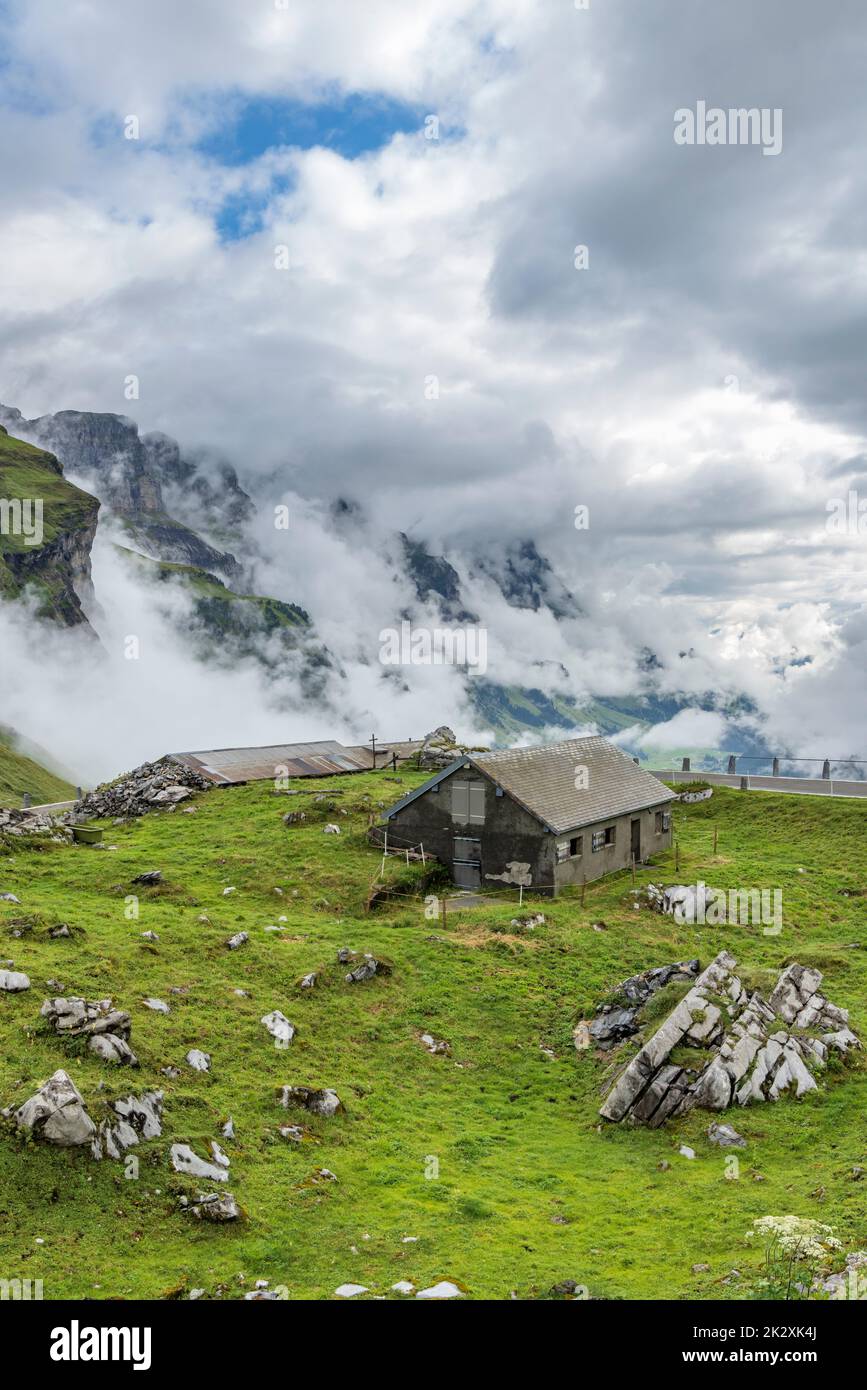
[122,550,311,634]
[0,734,76,807]
[0,426,99,625]
[0,777,864,1299]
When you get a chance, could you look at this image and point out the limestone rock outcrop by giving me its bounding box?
[599,953,860,1127]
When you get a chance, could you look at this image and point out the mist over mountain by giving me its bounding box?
[0,399,786,784]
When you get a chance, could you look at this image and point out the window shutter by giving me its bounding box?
[451,781,470,821]
[468,782,486,824]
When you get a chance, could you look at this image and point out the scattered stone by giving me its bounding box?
[420,1032,450,1056]
[316,1168,338,1182]
[299,972,318,990]
[323,824,341,835]
[183,1191,240,1223]
[345,954,392,984]
[572,1021,591,1051]
[278,1086,342,1117]
[511,913,546,930]
[391,1280,415,1295]
[416,1281,463,1300]
[91,1091,163,1160]
[161,1066,181,1079]
[819,1250,867,1298]
[334,1283,368,1298]
[48,924,71,938]
[222,887,237,897]
[210,1141,230,1169]
[337,948,355,964]
[278,1125,305,1143]
[171,1142,229,1182]
[549,1279,586,1299]
[0,969,30,992]
[679,1145,696,1160]
[708,1122,746,1149]
[0,892,21,904]
[132,871,162,887]
[657,1160,671,1171]
[226,932,248,950]
[11,1069,96,1146]
[88,1034,139,1066]
[692,1263,710,1274]
[143,998,170,1014]
[186,1049,211,1072]
[221,1117,235,1140]
[262,1011,295,1046]
[141,931,159,942]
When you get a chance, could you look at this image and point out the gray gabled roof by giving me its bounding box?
[383,737,675,834]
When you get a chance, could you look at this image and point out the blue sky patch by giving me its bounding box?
[197,91,424,167]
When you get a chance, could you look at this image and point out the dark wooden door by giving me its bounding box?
[631,818,641,862]
[453,837,482,888]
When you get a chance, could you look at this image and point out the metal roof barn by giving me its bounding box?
[171,741,370,784]
[169,738,426,784]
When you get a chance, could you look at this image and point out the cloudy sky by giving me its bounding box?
[1,0,866,776]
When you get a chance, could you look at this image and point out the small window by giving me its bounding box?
[557,836,583,863]
[656,810,671,833]
[593,826,615,852]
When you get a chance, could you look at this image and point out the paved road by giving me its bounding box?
[650,770,867,800]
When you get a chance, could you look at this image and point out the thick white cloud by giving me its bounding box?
[1,0,866,773]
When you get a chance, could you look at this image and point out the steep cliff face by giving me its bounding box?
[0,404,246,583]
[0,426,99,627]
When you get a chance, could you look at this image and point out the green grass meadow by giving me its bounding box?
[0,775,864,1300]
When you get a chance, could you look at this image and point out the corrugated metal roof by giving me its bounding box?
[384,737,675,832]
[172,741,370,784]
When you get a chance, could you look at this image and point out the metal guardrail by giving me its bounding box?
[649,769,867,800]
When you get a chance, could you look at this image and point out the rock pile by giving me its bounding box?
[0,806,67,839]
[586,958,700,1050]
[71,757,211,821]
[40,996,138,1066]
[599,952,861,1127]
